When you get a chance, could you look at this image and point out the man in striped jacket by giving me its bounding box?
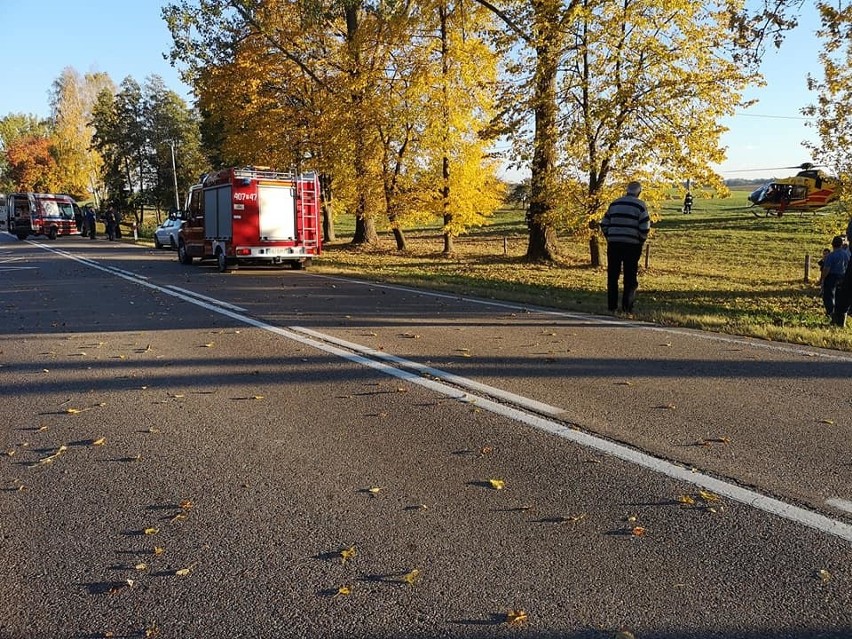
[600,181,651,314]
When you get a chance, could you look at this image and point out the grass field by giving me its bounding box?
[314,189,852,352]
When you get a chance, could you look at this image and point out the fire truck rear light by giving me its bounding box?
[236,248,251,256]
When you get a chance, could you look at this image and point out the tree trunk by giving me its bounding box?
[392,227,406,251]
[443,231,454,254]
[525,1,562,263]
[353,214,378,245]
[319,173,336,243]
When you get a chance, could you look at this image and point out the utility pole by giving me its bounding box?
[169,140,180,212]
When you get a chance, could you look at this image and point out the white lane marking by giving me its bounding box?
[32,243,852,543]
[313,274,852,362]
[826,498,852,514]
[291,326,566,417]
[164,285,247,312]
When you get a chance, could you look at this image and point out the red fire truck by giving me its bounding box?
[7,192,81,240]
[177,166,321,272]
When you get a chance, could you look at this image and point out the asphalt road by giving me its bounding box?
[1,234,850,639]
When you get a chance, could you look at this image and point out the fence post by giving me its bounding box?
[804,253,810,283]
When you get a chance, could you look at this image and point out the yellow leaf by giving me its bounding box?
[179,499,194,510]
[202,343,214,348]
[677,495,695,505]
[153,546,165,555]
[368,486,382,494]
[505,609,528,625]
[488,478,505,490]
[144,527,160,535]
[819,419,834,425]
[698,490,720,502]
[402,568,421,585]
[65,408,82,414]
[92,437,106,446]
[170,513,187,523]
[631,526,647,537]
[816,569,831,583]
[175,567,191,577]
[335,585,352,596]
[252,395,264,400]
[135,563,147,571]
[5,449,15,457]
[340,546,356,564]
[37,425,49,432]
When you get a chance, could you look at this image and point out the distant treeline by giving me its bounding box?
[725,178,769,187]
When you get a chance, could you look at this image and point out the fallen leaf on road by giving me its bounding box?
[174,567,191,577]
[818,419,834,425]
[340,546,356,564]
[698,490,720,503]
[91,437,106,446]
[677,495,695,505]
[816,569,831,583]
[179,500,194,510]
[335,585,352,596]
[153,546,165,555]
[402,568,421,585]
[488,478,505,490]
[144,527,160,535]
[368,487,382,495]
[631,526,647,537]
[505,609,528,625]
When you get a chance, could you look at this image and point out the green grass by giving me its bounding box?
[315,191,852,351]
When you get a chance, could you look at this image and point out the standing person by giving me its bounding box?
[600,180,651,314]
[821,235,849,317]
[114,208,123,239]
[84,206,97,239]
[683,191,694,214]
[104,206,117,241]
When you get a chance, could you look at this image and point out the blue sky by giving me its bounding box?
[0,1,825,182]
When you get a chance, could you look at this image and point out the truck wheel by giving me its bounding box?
[178,241,194,265]
[47,226,58,240]
[290,260,304,270]
[216,249,230,273]
[16,233,28,241]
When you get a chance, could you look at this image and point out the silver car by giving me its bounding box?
[153,217,184,250]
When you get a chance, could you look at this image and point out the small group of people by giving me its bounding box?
[818,221,852,326]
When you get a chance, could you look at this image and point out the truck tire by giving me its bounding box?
[16,233,28,241]
[47,226,58,240]
[178,241,194,265]
[290,260,304,270]
[216,248,230,273]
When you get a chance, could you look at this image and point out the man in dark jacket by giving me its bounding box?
[600,181,651,313]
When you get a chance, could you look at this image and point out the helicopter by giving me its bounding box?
[747,163,839,216]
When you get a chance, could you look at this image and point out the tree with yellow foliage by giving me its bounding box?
[477,0,807,261]
[50,68,114,200]
[804,2,852,209]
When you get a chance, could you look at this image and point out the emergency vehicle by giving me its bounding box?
[7,192,81,240]
[178,166,321,272]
